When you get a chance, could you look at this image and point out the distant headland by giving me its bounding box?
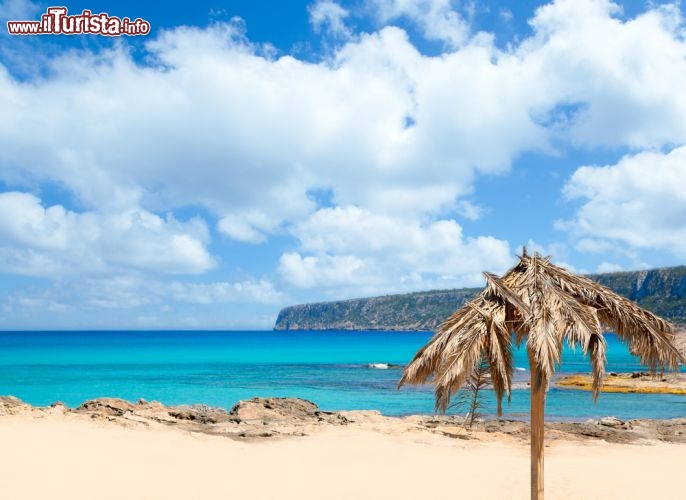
[274,265,686,331]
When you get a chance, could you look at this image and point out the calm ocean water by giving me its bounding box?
[0,330,684,420]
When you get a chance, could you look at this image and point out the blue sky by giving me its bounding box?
[1,0,686,329]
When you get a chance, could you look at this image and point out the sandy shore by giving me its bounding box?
[2,397,686,500]
[3,414,685,500]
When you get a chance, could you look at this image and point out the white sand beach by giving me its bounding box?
[2,405,685,500]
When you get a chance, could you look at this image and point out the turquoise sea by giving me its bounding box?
[0,330,684,421]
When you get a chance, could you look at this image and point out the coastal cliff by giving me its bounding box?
[274,265,686,331]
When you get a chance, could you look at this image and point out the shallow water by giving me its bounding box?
[0,330,683,420]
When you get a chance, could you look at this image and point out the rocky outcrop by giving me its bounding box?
[76,398,137,416]
[555,372,686,394]
[3,396,686,444]
[168,404,236,425]
[229,397,320,422]
[51,396,350,439]
[0,396,31,416]
[274,265,686,331]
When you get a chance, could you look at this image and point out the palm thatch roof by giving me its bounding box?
[399,251,685,413]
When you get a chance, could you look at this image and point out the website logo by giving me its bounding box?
[7,6,151,36]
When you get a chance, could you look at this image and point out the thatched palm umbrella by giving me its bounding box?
[399,250,684,500]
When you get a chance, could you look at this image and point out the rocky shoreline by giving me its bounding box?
[556,372,686,394]
[2,395,685,445]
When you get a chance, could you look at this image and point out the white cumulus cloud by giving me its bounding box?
[522,0,686,149]
[561,146,686,256]
[4,0,685,250]
[279,205,512,295]
[0,192,214,277]
[3,0,686,325]
[168,280,283,305]
[309,0,352,39]
[370,0,470,48]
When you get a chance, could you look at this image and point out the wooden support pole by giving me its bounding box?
[530,354,545,500]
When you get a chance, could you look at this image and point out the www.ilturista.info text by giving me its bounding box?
[7,7,150,36]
